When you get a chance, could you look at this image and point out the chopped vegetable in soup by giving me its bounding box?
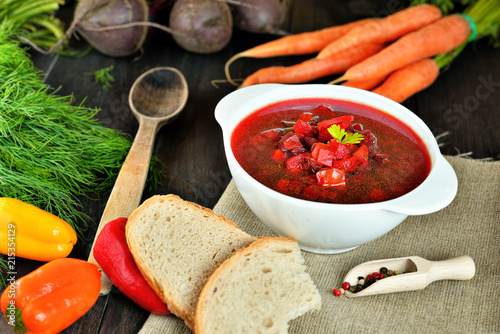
[231,98,431,204]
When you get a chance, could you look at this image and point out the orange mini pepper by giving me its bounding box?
[1,258,101,334]
[0,197,77,262]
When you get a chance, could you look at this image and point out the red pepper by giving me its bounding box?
[93,217,169,315]
[0,258,101,334]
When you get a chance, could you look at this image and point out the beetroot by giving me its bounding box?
[73,0,149,56]
[231,0,290,35]
[169,0,233,54]
[24,0,151,57]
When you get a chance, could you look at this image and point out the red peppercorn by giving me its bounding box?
[333,289,342,297]
[366,274,373,280]
[342,282,351,291]
[380,274,384,279]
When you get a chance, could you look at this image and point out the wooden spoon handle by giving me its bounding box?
[88,118,159,295]
[429,255,475,282]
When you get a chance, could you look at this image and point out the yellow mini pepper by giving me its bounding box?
[0,197,77,262]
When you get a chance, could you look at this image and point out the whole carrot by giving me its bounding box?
[371,58,440,103]
[341,75,387,90]
[330,14,471,84]
[317,4,442,59]
[225,18,378,86]
[239,43,384,88]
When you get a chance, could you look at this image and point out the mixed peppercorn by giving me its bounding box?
[333,267,402,296]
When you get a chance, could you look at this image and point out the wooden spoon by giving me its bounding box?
[87,67,188,295]
[342,255,475,298]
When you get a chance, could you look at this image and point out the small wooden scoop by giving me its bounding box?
[342,255,475,298]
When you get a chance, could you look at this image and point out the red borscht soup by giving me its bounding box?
[231,98,431,204]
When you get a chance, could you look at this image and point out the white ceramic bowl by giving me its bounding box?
[215,84,457,254]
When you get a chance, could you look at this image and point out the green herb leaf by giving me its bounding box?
[85,65,115,91]
[327,124,364,144]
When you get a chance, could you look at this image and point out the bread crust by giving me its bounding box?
[194,237,320,334]
[126,194,256,330]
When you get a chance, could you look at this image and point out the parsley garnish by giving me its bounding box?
[327,124,364,144]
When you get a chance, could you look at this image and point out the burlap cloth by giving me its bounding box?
[139,156,499,334]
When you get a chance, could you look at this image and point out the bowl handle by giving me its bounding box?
[382,155,458,215]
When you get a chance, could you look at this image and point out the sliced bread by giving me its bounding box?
[195,237,322,334]
[126,194,257,329]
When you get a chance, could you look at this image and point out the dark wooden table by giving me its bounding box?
[3,0,499,333]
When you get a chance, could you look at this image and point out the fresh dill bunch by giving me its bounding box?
[85,65,115,91]
[0,259,8,288]
[0,20,167,287]
[0,20,132,235]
